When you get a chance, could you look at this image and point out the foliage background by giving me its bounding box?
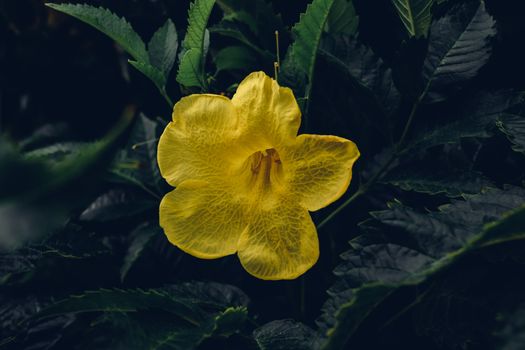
[1,0,525,349]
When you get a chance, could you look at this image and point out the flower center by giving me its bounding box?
[245,148,284,193]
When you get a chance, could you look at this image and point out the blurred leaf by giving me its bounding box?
[0,110,133,251]
[148,19,178,78]
[45,3,149,63]
[422,0,496,103]
[325,0,359,35]
[496,306,525,350]
[214,45,259,73]
[384,169,494,197]
[253,319,320,350]
[319,186,525,349]
[176,0,216,89]
[391,0,434,38]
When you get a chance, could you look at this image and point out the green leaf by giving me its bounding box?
[422,0,496,103]
[0,110,133,251]
[209,21,272,59]
[383,169,494,197]
[215,0,285,51]
[391,0,434,38]
[120,223,160,282]
[33,283,249,349]
[45,3,148,63]
[110,114,163,198]
[128,60,168,96]
[282,0,341,119]
[148,19,178,78]
[320,36,401,118]
[497,114,525,155]
[325,0,359,35]
[319,186,525,349]
[253,319,320,350]
[176,0,216,89]
[79,189,156,222]
[405,91,524,153]
[214,45,259,73]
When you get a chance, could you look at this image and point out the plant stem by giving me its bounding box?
[317,89,427,229]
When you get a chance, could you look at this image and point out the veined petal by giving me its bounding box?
[280,134,360,212]
[159,179,247,259]
[157,94,250,186]
[237,195,319,280]
[232,72,301,149]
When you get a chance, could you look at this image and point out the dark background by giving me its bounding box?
[1,1,525,349]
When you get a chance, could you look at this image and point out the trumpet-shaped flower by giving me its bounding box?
[158,72,360,280]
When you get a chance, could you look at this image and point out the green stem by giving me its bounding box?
[317,89,428,229]
[160,88,173,107]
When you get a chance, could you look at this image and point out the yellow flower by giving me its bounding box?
[158,72,360,280]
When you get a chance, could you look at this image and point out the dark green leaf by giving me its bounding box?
[325,0,359,35]
[214,45,259,73]
[422,1,496,102]
[148,19,178,78]
[128,60,167,95]
[391,0,434,38]
[319,186,525,349]
[253,319,319,350]
[384,169,494,197]
[176,0,216,89]
[120,223,160,282]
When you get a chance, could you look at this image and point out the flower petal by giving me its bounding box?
[157,94,250,186]
[159,179,247,259]
[232,71,301,149]
[280,134,360,212]
[237,195,319,280]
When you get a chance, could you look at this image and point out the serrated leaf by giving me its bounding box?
[320,35,401,118]
[45,3,148,63]
[422,1,496,103]
[176,0,215,89]
[253,319,320,350]
[391,0,434,38]
[33,283,249,350]
[282,0,341,119]
[148,19,178,78]
[384,169,494,197]
[319,186,525,349]
[405,90,524,153]
[497,114,525,155]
